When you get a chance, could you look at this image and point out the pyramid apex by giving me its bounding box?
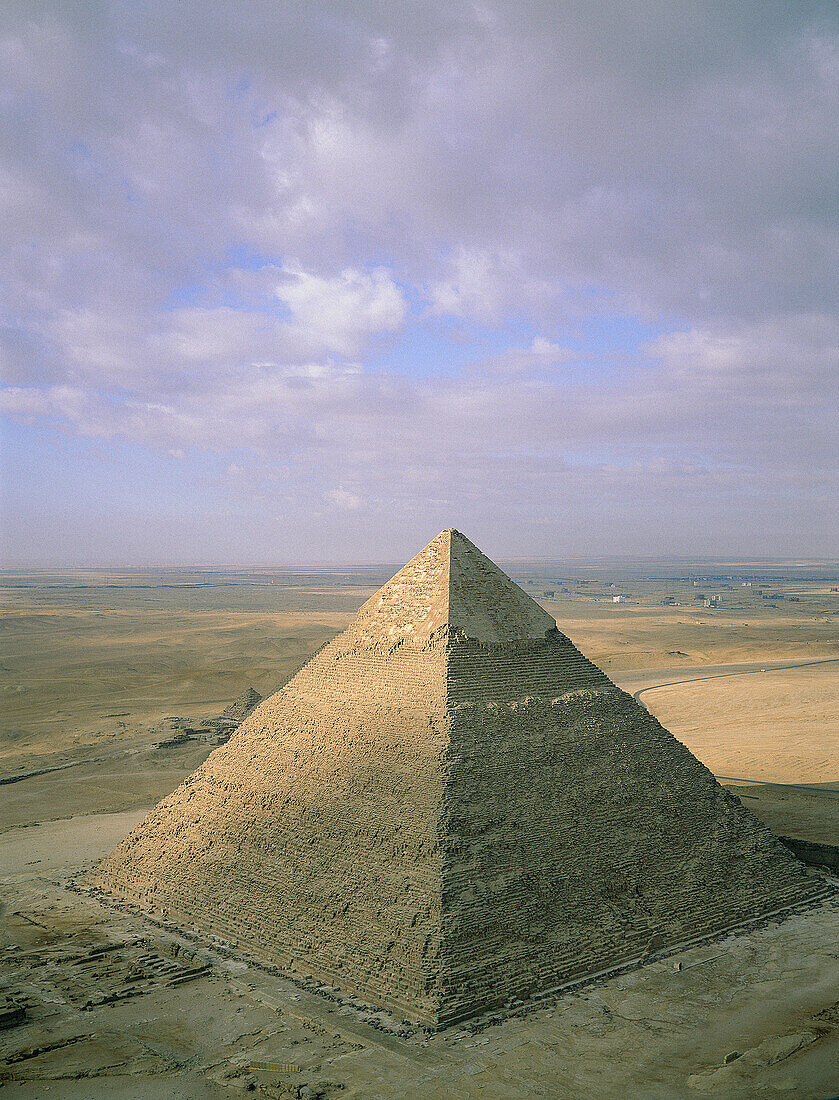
[447,529,556,645]
[345,529,556,649]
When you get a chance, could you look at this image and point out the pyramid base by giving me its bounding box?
[442,880,833,1027]
[86,873,832,1031]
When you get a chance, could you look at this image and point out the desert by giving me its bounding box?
[2,551,838,1098]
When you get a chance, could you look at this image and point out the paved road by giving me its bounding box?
[611,656,839,693]
[713,776,839,796]
[622,656,839,707]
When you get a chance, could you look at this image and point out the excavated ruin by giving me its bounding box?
[90,529,825,1027]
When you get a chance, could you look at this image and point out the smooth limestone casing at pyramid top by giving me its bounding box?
[90,530,825,1028]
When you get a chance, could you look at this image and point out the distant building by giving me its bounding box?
[543,590,555,597]
[612,595,623,603]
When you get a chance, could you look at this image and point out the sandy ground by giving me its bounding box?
[1,810,148,875]
[617,660,839,784]
[725,783,839,846]
[5,578,837,839]
[0,606,352,772]
[1,814,838,1099]
[608,658,839,844]
[0,742,219,833]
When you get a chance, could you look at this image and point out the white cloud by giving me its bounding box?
[276,266,407,356]
[0,384,91,422]
[429,248,518,322]
[475,335,577,376]
[328,487,362,510]
[646,314,839,394]
[529,335,571,359]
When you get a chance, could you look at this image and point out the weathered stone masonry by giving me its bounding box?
[90,529,826,1028]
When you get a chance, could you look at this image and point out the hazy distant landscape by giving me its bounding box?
[3,560,838,842]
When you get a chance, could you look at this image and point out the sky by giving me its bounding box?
[1,0,838,566]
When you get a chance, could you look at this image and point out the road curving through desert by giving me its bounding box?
[615,655,839,787]
[624,656,839,708]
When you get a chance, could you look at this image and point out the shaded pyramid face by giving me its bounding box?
[91,529,824,1027]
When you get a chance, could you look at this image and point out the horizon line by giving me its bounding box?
[3,556,839,572]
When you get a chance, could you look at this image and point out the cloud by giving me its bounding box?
[328,486,362,510]
[0,384,89,422]
[1,1,838,560]
[474,335,577,376]
[4,3,838,329]
[530,336,562,357]
[429,248,520,322]
[6,309,834,475]
[276,266,407,356]
[646,314,839,394]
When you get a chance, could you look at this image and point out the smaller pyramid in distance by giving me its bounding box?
[91,529,828,1028]
[221,687,262,723]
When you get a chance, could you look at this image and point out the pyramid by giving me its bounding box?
[91,529,825,1027]
[221,687,263,723]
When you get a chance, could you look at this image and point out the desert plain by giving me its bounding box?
[1,560,838,1098]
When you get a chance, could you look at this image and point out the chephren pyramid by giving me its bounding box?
[91,529,825,1027]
